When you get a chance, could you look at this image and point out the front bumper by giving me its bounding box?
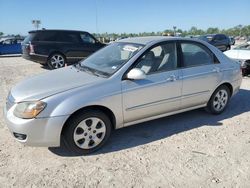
[3,103,69,147]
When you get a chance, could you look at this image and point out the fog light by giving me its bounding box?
[13,132,27,140]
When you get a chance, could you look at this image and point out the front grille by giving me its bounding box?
[6,92,15,111]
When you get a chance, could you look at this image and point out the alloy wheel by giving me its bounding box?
[50,54,65,69]
[73,117,106,149]
[213,89,228,112]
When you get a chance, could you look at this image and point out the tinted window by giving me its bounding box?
[33,32,58,41]
[23,33,36,43]
[80,33,95,44]
[62,33,80,43]
[181,43,214,67]
[135,43,177,74]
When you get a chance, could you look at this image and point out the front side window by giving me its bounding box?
[80,33,96,44]
[181,43,214,67]
[135,43,177,74]
[78,42,144,76]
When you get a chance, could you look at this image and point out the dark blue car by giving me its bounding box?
[0,38,23,55]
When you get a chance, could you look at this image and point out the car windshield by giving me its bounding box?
[234,43,250,50]
[78,42,144,77]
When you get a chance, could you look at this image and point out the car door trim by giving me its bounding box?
[181,90,210,99]
[126,95,181,111]
[124,104,207,127]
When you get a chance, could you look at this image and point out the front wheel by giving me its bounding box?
[47,53,66,69]
[206,85,230,114]
[63,110,112,155]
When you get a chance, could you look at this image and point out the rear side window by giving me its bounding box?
[181,42,214,67]
[33,32,57,42]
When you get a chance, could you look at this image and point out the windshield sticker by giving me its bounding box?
[111,66,117,69]
[123,45,138,52]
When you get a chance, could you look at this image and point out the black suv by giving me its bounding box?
[22,30,105,69]
[199,34,231,52]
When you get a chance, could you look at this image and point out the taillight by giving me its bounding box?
[29,44,34,54]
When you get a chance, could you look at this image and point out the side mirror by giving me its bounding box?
[126,68,146,80]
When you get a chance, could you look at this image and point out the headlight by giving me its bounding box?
[14,101,46,119]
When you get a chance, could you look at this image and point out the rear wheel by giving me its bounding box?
[206,85,230,114]
[47,53,66,69]
[63,110,112,155]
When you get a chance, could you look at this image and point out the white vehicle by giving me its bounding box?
[224,41,250,76]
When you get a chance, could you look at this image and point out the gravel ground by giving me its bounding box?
[0,57,250,188]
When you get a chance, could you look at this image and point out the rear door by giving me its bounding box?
[179,41,222,109]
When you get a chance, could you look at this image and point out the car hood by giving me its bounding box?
[11,66,105,102]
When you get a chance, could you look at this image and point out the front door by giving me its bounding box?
[122,42,182,124]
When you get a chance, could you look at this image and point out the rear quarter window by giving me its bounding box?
[23,33,36,43]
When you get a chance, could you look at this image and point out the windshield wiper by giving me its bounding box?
[74,64,109,78]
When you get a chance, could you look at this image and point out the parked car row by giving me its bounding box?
[22,30,105,69]
[4,36,242,154]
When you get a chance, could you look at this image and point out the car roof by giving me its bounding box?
[117,36,203,45]
[28,29,88,33]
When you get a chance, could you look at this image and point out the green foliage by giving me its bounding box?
[94,25,250,39]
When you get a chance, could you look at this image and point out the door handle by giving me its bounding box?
[166,75,177,82]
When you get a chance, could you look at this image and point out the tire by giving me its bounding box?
[62,110,112,155]
[226,45,231,51]
[206,85,230,114]
[47,53,66,69]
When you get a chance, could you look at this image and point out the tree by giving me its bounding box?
[206,27,219,34]
[0,32,3,37]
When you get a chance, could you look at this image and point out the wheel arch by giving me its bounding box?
[61,105,116,135]
[214,82,233,97]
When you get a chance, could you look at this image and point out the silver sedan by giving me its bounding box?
[4,37,242,154]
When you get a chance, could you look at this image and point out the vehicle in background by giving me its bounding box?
[22,30,105,69]
[0,37,23,55]
[230,37,235,45]
[224,41,250,76]
[4,37,242,154]
[198,34,231,51]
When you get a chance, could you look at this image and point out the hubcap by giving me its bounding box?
[73,117,106,149]
[213,89,228,112]
[50,54,65,69]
